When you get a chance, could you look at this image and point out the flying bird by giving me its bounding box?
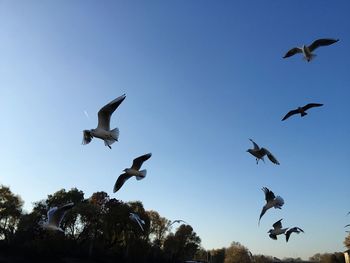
[268,219,288,240]
[130,212,145,231]
[283,38,339,62]
[247,139,280,165]
[259,187,284,225]
[170,219,187,226]
[285,227,304,242]
[282,103,323,121]
[82,94,126,149]
[40,202,74,232]
[113,153,152,193]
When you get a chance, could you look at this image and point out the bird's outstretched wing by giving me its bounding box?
[262,148,280,165]
[283,47,302,58]
[262,187,275,203]
[286,227,304,242]
[48,203,74,227]
[273,219,283,230]
[258,206,267,225]
[113,173,133,193]
[308,38,339,52]
[282,109,299,121]
[130,213,144,231]
[131,153,152,170]
[82,130,93,145]
[170,219,187,226]
[249,139,260,150]
[302,103,323,111]
[97,94,126,130]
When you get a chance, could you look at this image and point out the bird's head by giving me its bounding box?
[247,149,252,154]
[267,229,273,234]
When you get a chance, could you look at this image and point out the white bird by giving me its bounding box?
[268,219,288,240]
[129,212,145,231]
[285,227,304,242]
[170,219,187,226]
[82,94,126,149]
[259,187,284,225]
[247,139,280,165]
[283,38,339,62]
[41,202,74,232]
[113,153,152,193]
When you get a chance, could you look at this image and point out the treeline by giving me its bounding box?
[0,185,347,263]
[0,185,200,262]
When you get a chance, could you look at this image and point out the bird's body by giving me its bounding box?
[282,103,323,121]
[285,227,304,242]
[247,139,280,165]
[283,38,339,62]
[41,203,74,233]
[129,212,145,231]
[170,219,187,226]
[268,219,288,240]
[259,187,284,225]
[113,153,152,193]
[82,94,126,149]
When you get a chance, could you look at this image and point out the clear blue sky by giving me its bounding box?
[1,0,350,260]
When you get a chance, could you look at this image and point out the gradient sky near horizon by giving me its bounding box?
[1,0,350,260]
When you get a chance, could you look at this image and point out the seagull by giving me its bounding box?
[268,219,288,240]
[259,187,284,225]
[283,38,339,62]
[82,94,126,149]
[247,139,280,165]
[170,219,187,226]
[113,153,152,193]
[285,227,304,242]
[129,212,145,231]
[40,202,74,232]
[282,103,323,121]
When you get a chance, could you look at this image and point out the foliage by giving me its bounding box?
[223,242,253,263]
[0,186,202,262]
[309,252,345,263]
[0,185,23,243]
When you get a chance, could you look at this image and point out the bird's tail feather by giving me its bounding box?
[136,170,147,180]
[304,54,316,62]
[301,112,308,117]
[274,196,284,208]
[110,128,119,141]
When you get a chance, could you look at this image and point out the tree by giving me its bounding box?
[163,224,201,262]
[253,254,274,263]
[309,252,345,263]
[210,248,226,263]
[0,185,23,243]
[147,210,170,247]
[224,242,252,263]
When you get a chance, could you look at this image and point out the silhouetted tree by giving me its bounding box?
[147,210,170,247]
[210,248,226,263]
[0,185,23,243]
[164,224,201,262]
[253,254,274,263]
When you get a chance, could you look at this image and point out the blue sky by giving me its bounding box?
[1,0,350,259]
